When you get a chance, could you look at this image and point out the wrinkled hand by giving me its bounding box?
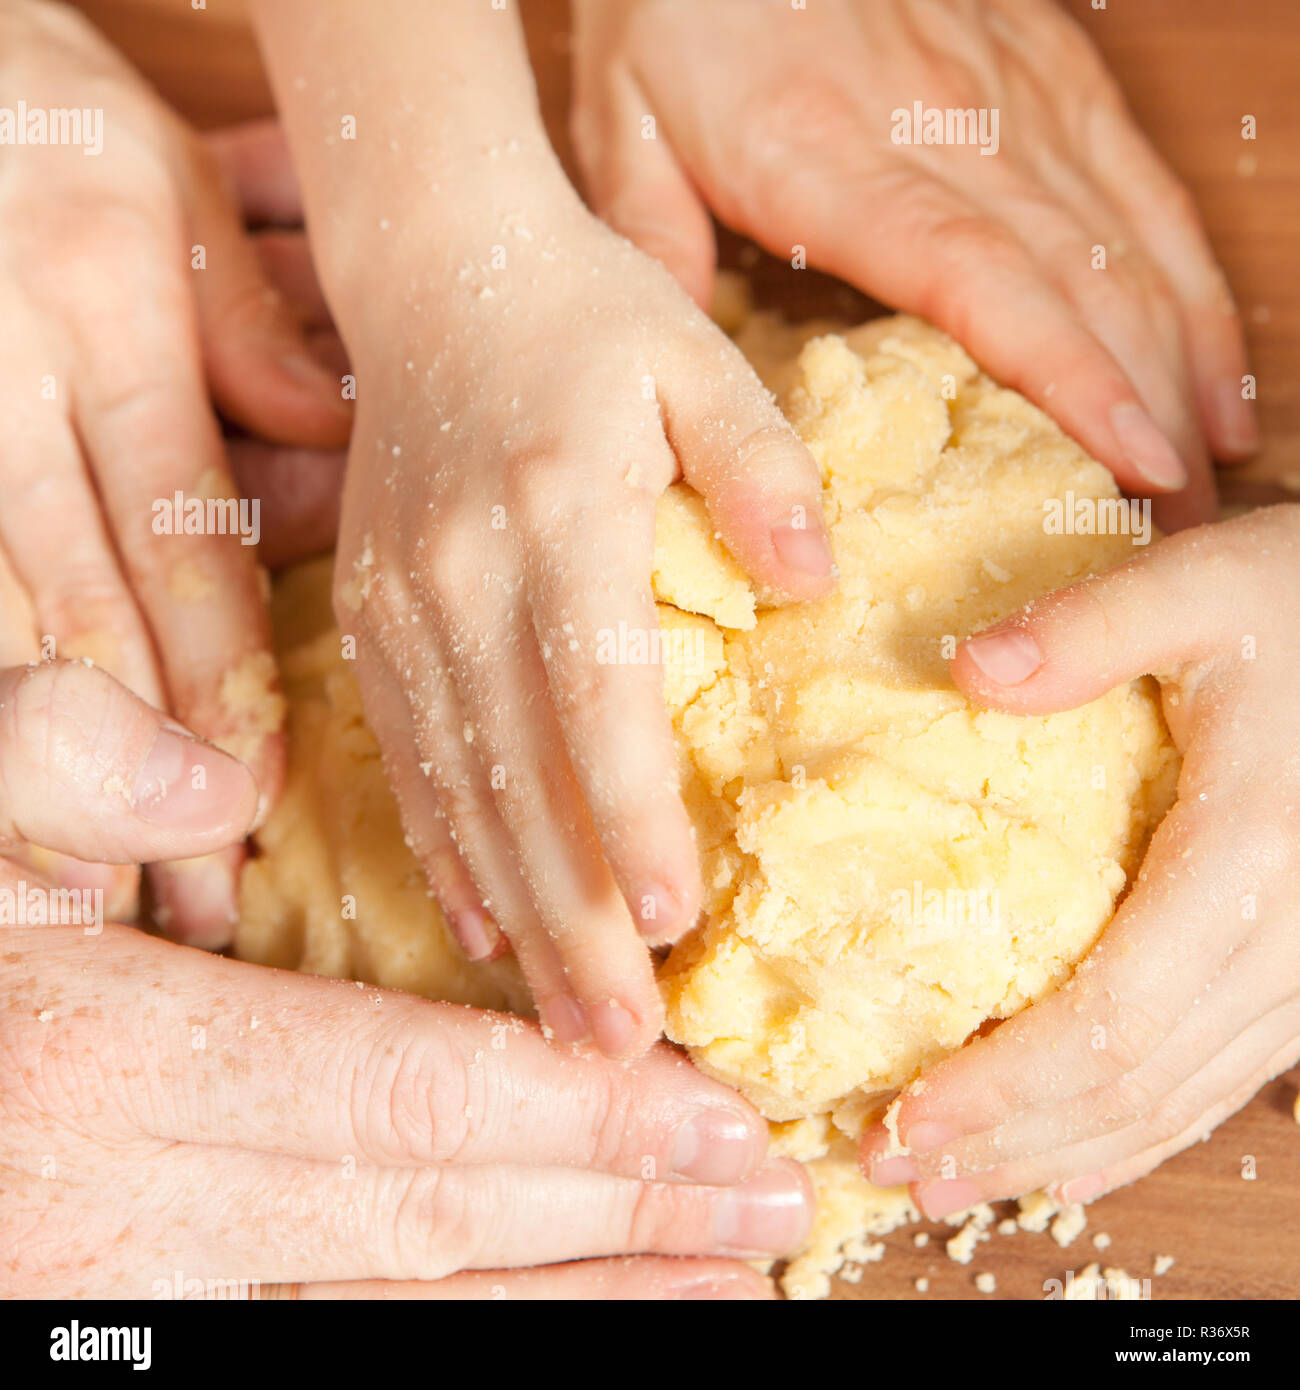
[572,0,1258,528]
[861,505,1300,1216]
[0,6,350,942]
[0,654,808,1299]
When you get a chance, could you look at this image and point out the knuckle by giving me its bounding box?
[347,1024,471,1166]
[387,1167,464,1278]
[587,1072,643,1174]
[627,1176,693,1253]
[1093,1002,1169,1107]
[925,217,1028,337]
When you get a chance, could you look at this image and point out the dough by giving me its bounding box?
[235,311,1178,1299]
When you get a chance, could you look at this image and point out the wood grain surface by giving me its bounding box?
[64,0,1299,1300]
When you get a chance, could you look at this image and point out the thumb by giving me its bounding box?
[184,135,352,450]
[0,662,259,866]
[950,520,1253,715]
[571,77,716,309]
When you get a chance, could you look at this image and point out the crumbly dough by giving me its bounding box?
[236,311,1179,1298]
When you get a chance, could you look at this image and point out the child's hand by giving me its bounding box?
[861,506,1300,1216]
[0,8,349,941]
[332,187,833,1059]
[572,0,1258,530]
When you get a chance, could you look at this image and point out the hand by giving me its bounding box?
[331,180,834,1060]
[572,0,1259,528]
[0,660,806,1299]
[860,505,1300,1217]
[0,5,350,941]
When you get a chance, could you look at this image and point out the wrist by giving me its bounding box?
[321,143,590,351]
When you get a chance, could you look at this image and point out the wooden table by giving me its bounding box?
[68,0,1299,1300]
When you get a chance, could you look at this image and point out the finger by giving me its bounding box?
[72,238,287,817]
[950,514,1262,714]
[522,472,702,945]
[170,1148,811,1283]
[225,438,344,570]
[299,1256,774,1300]
[1088,104,1259,461]
[0,661,257,863]
[203,118,305,226]
[358,656,501,961]
[0,353,166,702]
[0,551,127,906]
[1052,1025,1300,1206]
[8,843,139,923]
[433,584,665,1059]
[184,135,351,448]
[251,229,332,328]
[73,238,287,941]
[148,845,246,952]
[661,335,835,602]
[888,981,1300,1217]
[571,62,716,308]
[112,929,770,1186]
[1000,205,1216,527]
[766,176,1191,499]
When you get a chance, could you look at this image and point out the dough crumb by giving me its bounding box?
[974,1271,997,1294]
[946,1205,995,1265]
[1017,1190,1058,1233]
[1050,1203,1088,1249]
[914,1276,930,1293]
[1064,1263,1145,1301]
[1153,1254,1175,1276]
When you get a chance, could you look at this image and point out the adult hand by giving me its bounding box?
[572,0,1259,529]
[0,4,350,942]
[0,661,807,1299]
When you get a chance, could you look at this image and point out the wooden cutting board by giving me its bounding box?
[72,0,1299,1299]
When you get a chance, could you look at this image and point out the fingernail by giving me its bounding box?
[905,1119,957,1152]
[591,998,641,1058]
[672,1108,762,1185]
[133,729,251,829]
[542,994,589,1045]
[963,628,1042,686]
[1213,380,1260,455]
[713,1163,811,1256]
[1110,402,1187,488]
[449,908,498,962]
[1059,1172,1107,1205]
[149,853,238,949]
[279,351,350,407]
[771,521,834,577]
[670,1276,762,1300]
[918,1179,983,1221]
[870,1155,919,1186]
[636,882,682,938]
